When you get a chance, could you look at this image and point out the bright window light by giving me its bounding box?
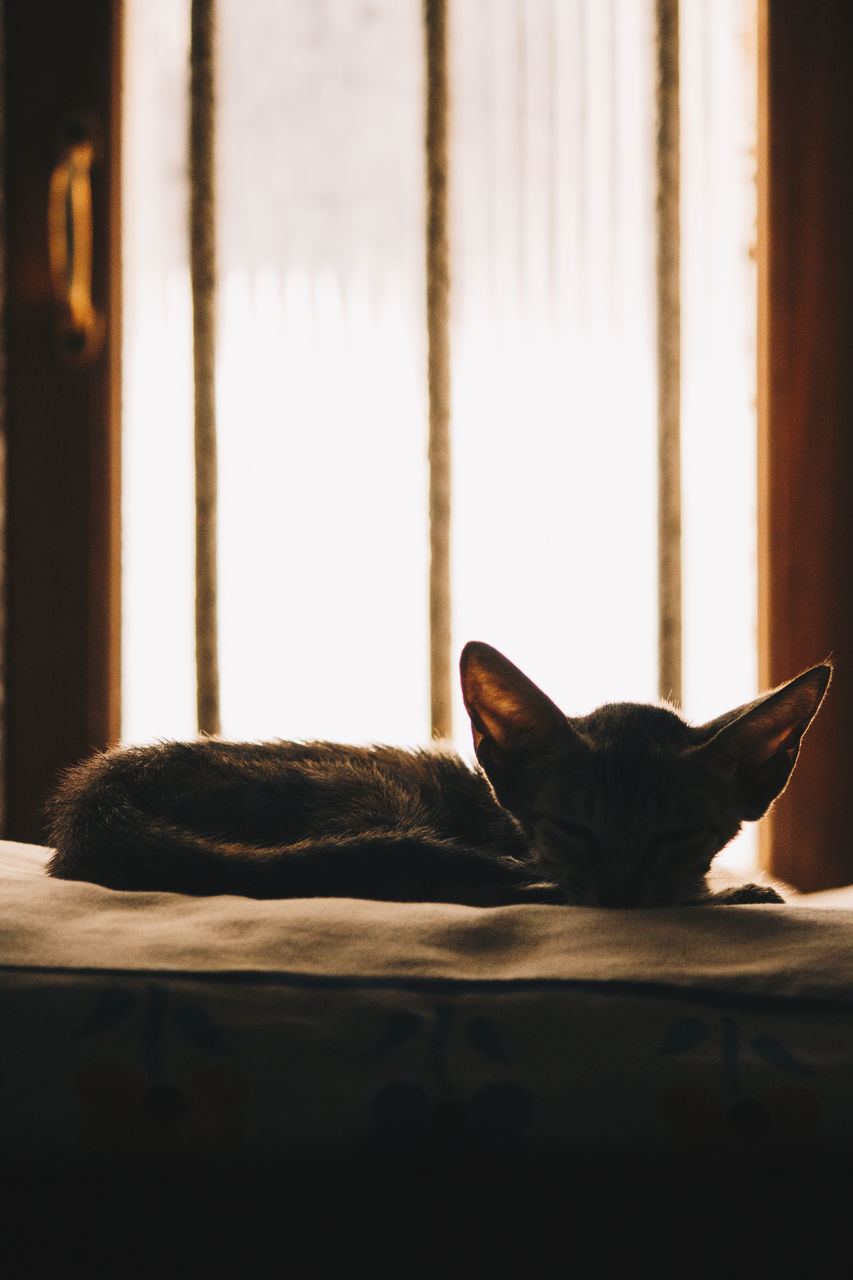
[122,0,758,870]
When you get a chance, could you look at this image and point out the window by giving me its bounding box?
[122,0,758,866]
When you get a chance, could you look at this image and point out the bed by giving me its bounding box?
[2,837,853,1265]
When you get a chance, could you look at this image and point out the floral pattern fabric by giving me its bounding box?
[2,841,853,1173]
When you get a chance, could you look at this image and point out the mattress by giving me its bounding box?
[3,836,853,1187]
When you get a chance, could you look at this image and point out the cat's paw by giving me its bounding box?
[712,882,785,905]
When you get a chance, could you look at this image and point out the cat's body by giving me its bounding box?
[47,642,832,908]
[47,738,553,906]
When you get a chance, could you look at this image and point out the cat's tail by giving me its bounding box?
[45,745,223,894]
[45,749,558,907]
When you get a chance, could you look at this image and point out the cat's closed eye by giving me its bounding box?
[533,813,600,857]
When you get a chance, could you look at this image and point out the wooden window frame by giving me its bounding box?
[4,0,121,842]
[2,0,852,891]
[758,0,853,890]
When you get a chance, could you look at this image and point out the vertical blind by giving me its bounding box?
[423,0,453,740]
[124,0,757,841]
[655,0,681,707]
[189,0,221,736]
[187,0,685,729]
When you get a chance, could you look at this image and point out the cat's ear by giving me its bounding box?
[700,664,832,820]
[460,642,572,772]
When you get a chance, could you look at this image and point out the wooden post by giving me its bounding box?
[758,0,853,890]
[4,0,122,841]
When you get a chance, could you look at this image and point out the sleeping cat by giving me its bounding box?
[46,641,831,907]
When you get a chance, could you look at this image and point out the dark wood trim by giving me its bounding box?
[4,0,121,842]
[758,0,853,890]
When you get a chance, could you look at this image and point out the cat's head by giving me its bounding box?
[460,641,831,907]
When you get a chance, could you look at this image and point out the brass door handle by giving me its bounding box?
[48,118,104,363]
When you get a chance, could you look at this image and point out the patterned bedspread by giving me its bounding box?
[2,839,853,1179]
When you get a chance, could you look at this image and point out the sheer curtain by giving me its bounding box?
[122,0,756,861]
